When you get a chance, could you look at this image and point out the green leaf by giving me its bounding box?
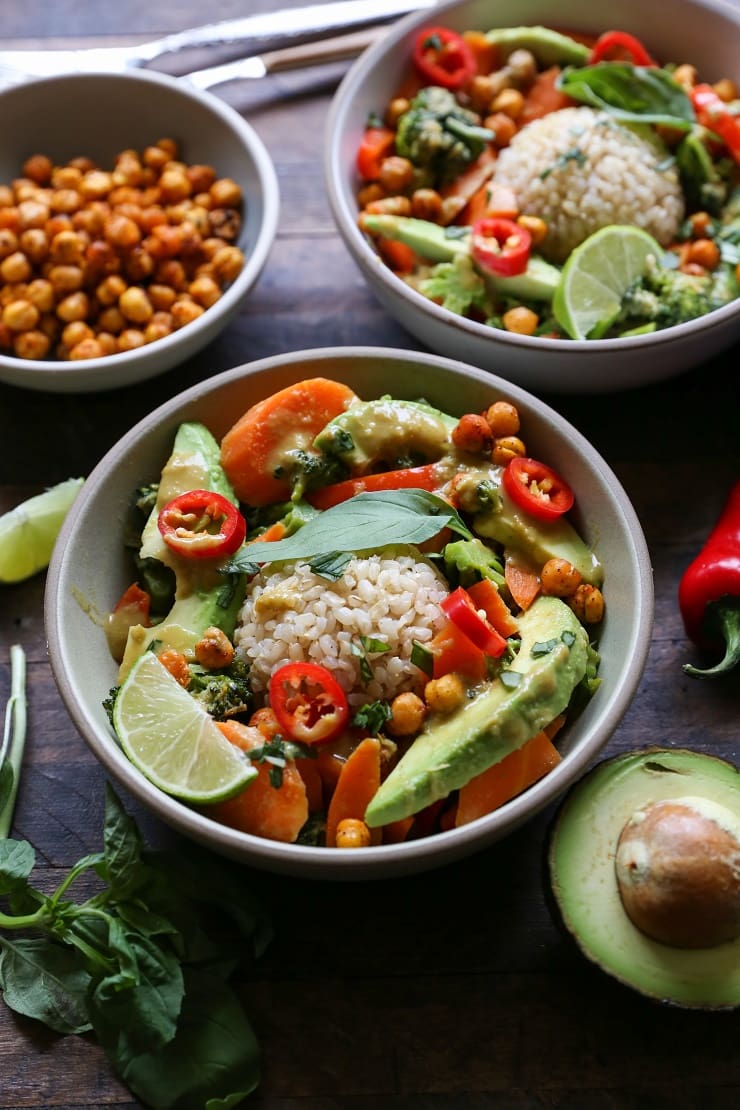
[101,783,144,899]
[0,936,92,1034]
[0,838,35,894]
[558,63,695,128]
[0,763,13,824]
[226,490,472,574]
[116,966,260,1110]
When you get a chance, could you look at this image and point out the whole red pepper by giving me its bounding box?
[678,480,740,678]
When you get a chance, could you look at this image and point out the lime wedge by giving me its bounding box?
[553,226,662,340]
[113,651,257,804]
[0,477,84,584]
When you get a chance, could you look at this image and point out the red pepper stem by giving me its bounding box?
[683,597,740,678]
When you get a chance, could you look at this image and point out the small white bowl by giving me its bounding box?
[45,347,653,880]
[325,0,740,393]
[0,69,279,393]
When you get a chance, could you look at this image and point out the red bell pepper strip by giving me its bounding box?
[690,84,740,164]
[471,217,531,278]
[356,125,396,180]
[588,30,656,67]
[412,26,477,91]
[679,480,740,678]
[157,489,246,560]
[441,587,508,657]
[502,457,574,522]
[269,662,349,744]
[307,463,441,510]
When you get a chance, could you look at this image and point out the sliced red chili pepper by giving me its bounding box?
[269,662,350,745]
[307,463,441,511]
[157,489,246,560]
[588,30,656,67]
[471,217,531,278]
[356,125,396,181]
[502,458,575,523]
[441,587,508,657]
[412,26,477,91]
[691,84,740,164]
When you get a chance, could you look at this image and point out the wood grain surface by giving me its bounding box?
[1,2,739,1107]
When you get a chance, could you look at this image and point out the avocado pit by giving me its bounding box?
[615,796,740,949]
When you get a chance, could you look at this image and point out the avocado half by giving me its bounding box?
[547,748,740,1011]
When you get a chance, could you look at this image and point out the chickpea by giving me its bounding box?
[112,151,143,188]
[673,64,698,90]
[96,331,118,356]
[491,87,525,119]
[26,279,55,313]
[69,337,105,360]
[364,195,412,217]
[0,252,32,283]
[491,435,526,466]
[468,74,499,112]
[17,198,49,230]
[39,313,61,343]
[117,327,146,351]
[506,49,537,86]
[679,261,707,277]
[146,223,183,259]
[194,626,236,670]
[385,96,411,128]
[485,400,520,438]
[540,558,582,598]
[568,584,605,625]
[424,673,466,715]
[0,186,14,207]
[124,247,155,283]
[208,207,241,241]
[79,170,113,200]
[158,648,191,687]
[22,154,53,185]
[56,291,89,323]
[0,229,19,259]
[104,213,141,250]
[3,298,39,332]
[61,320,94,349]
[50,189,81,214]
[502,305,539,335]
[517,214,548,247]
[387,691,426,737]
[148,283,177,311]
[452,412,493,455]
[96,273,127,306]
[52,165,82,191]
[159,168,192,203]
[50,229,85,264]
[378,155,415,194]
[0,209,20,233]
[20,228,49,264]
[13,329,50,359]
[144,316,173,343]
[119,286,154,324]
[155,258,188,290]
[139,205,168,232]
[484,112,517,148]
[686,238,720,271]
[46,214,72,239]
[210,178,242,208]
[69,156,96,174]
[713,77,737,102]
[170,298,204,328]
[688,211,712,237]
[187,164,217,193]
[211,245,244,283]
[335,817,372,849]
[48,264,83,294]
[189,275,222,308]
[143,145,170,172]
[411,187,443,222]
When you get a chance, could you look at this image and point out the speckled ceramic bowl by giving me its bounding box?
[325,0,740,393]
[0,69,278,393]
[46,347,653,879]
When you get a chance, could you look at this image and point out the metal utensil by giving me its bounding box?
[0,0,432,88]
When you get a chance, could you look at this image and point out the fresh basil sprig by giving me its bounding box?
[558,62,696,129]
[0,784,271,1109]
[226,490,473,577]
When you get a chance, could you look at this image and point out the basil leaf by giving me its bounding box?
[309,551,353,580]
[0,763,13,828]
[0,936,92,1034]
[352,700,392,735]
[0,838,35,894]
[226,490,472,573]
[558,63,695,128]
[100,782,144,898]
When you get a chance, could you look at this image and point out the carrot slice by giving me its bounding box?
[462,30,499,75]
[220,378,358,507]
[518,66,574,127]
[442,147,497,203]
[382,816,415,844]
[296,758,324,813]
[249,521,286,544]
[377,236,419,274]
[466,578,519,637]
[460,181,519,225]
[210,720,309,843]
[455,728,562,826]
[325,736,382,847]
[504,555,541,612]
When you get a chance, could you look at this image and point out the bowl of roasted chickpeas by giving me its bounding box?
[325,0,740,393]
[0,69,279,392]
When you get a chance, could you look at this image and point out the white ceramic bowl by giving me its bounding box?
[0,70,279,393]
[325,0,740,393]
[46,348,653,879]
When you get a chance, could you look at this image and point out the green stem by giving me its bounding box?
[0,905,48,930]
[683,601,740,678]
[0,645,27,839]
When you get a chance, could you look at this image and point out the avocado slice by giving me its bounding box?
[314,397,457,472]
[362,213,470,263]
[119,422,246,681]
[548,748,740,1011]
[485,25,590,68]
[486,256,561,303]
[365,595,589,826]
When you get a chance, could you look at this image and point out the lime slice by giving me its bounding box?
[0,477,84,584]
[553,225,662,340]
[113,651,257,804]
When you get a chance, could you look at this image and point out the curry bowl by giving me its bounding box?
[0,69,279,393]
[324,0,740,393]
[45,347,653,879]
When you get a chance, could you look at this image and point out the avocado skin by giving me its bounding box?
[486,25,590,67]
[547,748,740,1011]
[314,397,457,472]
[365,595,589,826]
[486,257,561,303]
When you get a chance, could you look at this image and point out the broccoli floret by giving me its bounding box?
[288,449,348,500]
[395,85,494,184]
[418,254,490,317]
[188,659,253,720]
[620,255,733,330]
[442,537,505,589]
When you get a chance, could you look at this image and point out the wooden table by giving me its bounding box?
[1,2,739,1106]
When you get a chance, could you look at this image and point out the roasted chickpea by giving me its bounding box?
[516,214,548,247]
[69,337,105,360]
[452,412,494,455]
[502,305,539,335]
[52,165,82,191]
[56,291,89,323]
[61,320,94,349]
[568,584,605,624]
[411,187,443,222]
[189,275,222,308]
[194,626,236,670]
[365,195,412,217]
[686,238,721,271]
[3,298,39,332]
[148,283,177,311]
[210,178,242,208]
[79,170,113,201]
[13,328,50,359]
[0,229,19,259]
[48,264,83,294]
[378,156,415,194]
[26,278,54,313]
[144,315,173,343]
[387,692,426,737]
[0,252,32,284]
[117,327,146,351]
[104,213,141,250]
[385,96,411,127]
[484,111,517,148]
[713,77,737,102]
[50,229,85,265]
[159,168,191,203]
[119,286,153,325]
[424,673,466,715]
[50,189,81,214]
[541,558,582,598]
[170,298,204,328]
[22,154,53,185]
[485,400,520,438]
[491,435,526,466]
[335,818,372,849]
[186,164,217,193]
[19,228,48,264]
[17,199,49,230]
[491,87,525,119]
[211,245,244,283]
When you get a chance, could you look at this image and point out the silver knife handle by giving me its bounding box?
[136,0,432,62]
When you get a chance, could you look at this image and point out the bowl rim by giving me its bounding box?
[0,68,280,383]
[45,345,654,879]
[323,0,740,357]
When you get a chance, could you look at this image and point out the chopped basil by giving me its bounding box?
[499,670,522,689]
[411,640,434,676]
[352,700,393,735]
